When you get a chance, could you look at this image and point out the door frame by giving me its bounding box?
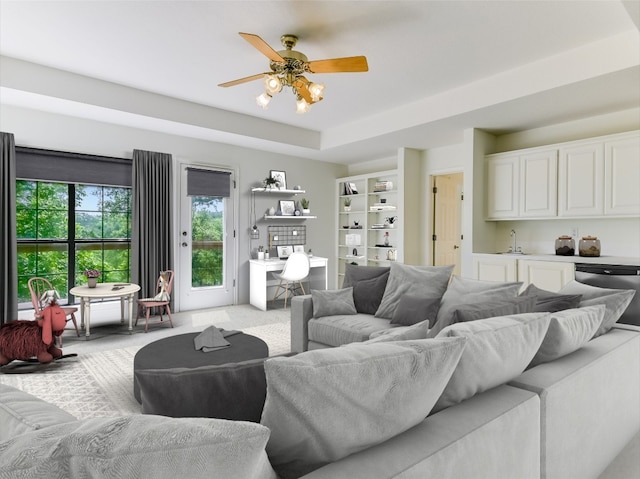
[173,161,239,312]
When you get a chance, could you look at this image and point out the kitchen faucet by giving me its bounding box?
[509,229,522,254]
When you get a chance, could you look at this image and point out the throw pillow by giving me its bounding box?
[365,320,430,343]
[427,276,523,338]
[390,295,441,327]
[351,271,390,314]
[260,337,467,479]
[529,305,605,368]
[0,415,277,479]
[520,283,582,312]
[311,287,357,318]
[374,263,454,319]
[433,312,550,413]
[342,263,390,287]
[559,281,636,338]
[452,295,537,323]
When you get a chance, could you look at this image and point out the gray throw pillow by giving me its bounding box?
[559,281,636,338]
[529,305,605,368]
[520,283,582,313]
[452,296,536,323]
[312,287,357,318]
[261,337,467,479]
[375,263,454,319]
[351,271,390,314]
[428,276,523,338]
[391,295,441,327]
[342,263,390,287]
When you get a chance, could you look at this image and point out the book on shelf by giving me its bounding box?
[373,181,393,192]
[343,182,359,195]
[369,205,396,211]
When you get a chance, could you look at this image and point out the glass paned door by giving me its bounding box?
[179,165,235,310]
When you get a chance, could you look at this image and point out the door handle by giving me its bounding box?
[182,242,188,247]
[453,245,460,249]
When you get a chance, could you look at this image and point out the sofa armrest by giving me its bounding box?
[291,295,314,353]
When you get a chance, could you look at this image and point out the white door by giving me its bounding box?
[179,165,236,310]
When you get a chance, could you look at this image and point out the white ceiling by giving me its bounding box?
[1,1,639,164]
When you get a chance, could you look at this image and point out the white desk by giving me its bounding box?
[69,282,141,337]
[250,256,328,311]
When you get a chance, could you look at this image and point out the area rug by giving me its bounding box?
[0,322,291,419]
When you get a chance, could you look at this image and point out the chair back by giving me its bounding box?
[28,277,55,316]
[280,253,310,281]
[156,270,175,296]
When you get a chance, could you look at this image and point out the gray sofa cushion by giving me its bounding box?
[343,264,390,314]
[452,295,537,323]
[0,414,277,479]
[559,281,635,338]
[309,314,392,347]
[520,283,583,312]
[0,384,77,443]
[428,276,523,337]
[342,263,390,287]
[391,295,441,327]
[375,263,454,319]
[311,287,357,318]
[261,337,467,479]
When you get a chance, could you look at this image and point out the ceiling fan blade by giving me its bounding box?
[307,56,369,73]
[292,76,322,104]
[239,32,285,63]
[218,73,266,88]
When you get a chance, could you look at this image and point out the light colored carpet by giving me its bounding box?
[0,304,291,419]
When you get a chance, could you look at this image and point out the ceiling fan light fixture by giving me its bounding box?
[264,74,283,95]
[296,96,311,114]
[256,92,272,109]
[308,82,325,102]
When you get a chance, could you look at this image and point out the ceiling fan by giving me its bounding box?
[218,32,368,113]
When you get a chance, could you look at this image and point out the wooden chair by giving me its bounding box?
[272,252,310,308]
[136,270,174,333]
[28,277,80,345]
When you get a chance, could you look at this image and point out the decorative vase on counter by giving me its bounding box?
[87,277,97,288]
[555,236,575,256]
[579,236,601,257]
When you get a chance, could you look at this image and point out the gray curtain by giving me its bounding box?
[0,132,18,325]
[131,149,174,300]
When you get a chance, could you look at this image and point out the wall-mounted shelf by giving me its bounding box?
[263,215,317,220]
[252,187,306,194]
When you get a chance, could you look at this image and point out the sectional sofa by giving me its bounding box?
[1,263,638,479]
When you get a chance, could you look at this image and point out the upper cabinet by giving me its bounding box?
[487,130,639,220]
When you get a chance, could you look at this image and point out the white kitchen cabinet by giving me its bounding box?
[472,255,517,282]
[519,150,557,218]
[558,141,604,217]
[486,154,519,219]
[604,134,640,216]
[517,259,575,292]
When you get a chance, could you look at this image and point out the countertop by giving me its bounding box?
[472,253,640,266]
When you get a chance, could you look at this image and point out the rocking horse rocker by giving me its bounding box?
[0,301,77,367]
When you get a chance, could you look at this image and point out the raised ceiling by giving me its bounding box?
[1,1,639,163]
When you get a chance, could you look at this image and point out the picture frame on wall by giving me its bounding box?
[279,200,296,216]
[293,245,305,253]
[270,170,287,190]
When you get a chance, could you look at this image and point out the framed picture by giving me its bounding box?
[277,245,293,259]
[293,245,305,253]
[279,200,296,216]
[270,170,287,190]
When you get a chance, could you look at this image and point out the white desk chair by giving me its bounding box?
[272,252,310,308]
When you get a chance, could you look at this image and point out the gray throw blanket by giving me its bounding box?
[194,326,241,352]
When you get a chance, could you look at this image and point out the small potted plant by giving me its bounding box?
[263,176,280,190]
[300,198,310,215]
[83,269,101,288]
[343,197,352,212]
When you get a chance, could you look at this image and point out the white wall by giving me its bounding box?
[1,104,347,306]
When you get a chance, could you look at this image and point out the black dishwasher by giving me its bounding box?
[574,263,640,326]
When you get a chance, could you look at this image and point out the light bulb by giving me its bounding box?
[256,92,272,109]
[308,82,325,102]
[296,97,311,114]
[264,75,283,95]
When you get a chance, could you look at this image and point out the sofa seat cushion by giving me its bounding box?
[0,384,77,443]
[0,414,277,479]
[261,337,467,479]
[308,314,392,347]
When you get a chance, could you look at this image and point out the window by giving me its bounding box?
[16,181,131,308]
